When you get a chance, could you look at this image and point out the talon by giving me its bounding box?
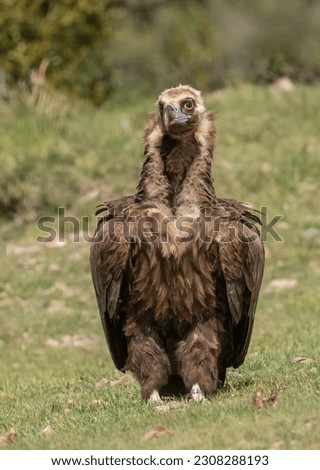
[148,390,162,403]
[189,383,205,402]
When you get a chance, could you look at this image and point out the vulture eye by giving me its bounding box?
[184,99,194,111]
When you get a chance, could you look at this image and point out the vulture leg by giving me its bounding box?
[125,322,170,401]
[176,317,221,397]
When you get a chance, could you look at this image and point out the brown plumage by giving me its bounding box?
[90,85,265,401]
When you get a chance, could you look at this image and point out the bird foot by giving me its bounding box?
[148,390,162,403]
[188,383,206,402]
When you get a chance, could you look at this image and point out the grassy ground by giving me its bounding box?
[0,84,319,449]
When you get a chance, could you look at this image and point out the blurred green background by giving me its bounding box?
[1,0,320,105]
[1,0,320,221]
[1,1,320,450]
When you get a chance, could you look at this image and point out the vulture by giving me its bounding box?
[90,85,264,402]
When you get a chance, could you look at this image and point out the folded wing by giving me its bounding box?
[217,216,264,367]
[90,197,133,370]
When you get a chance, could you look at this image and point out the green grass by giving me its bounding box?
[0,84,320,449]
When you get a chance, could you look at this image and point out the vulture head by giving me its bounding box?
[139,84,216,206]
[157,85,206,139]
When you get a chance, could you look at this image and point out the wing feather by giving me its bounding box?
[90,198,133,371]
[218,218,264,368]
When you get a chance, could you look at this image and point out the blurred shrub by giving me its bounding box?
[105,0,221,93]
[230,0,320,83]
[1,0,320,102]
[0,0,115,103]
[106,0,320,94]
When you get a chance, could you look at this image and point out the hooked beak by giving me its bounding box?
[163,102,191,130]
